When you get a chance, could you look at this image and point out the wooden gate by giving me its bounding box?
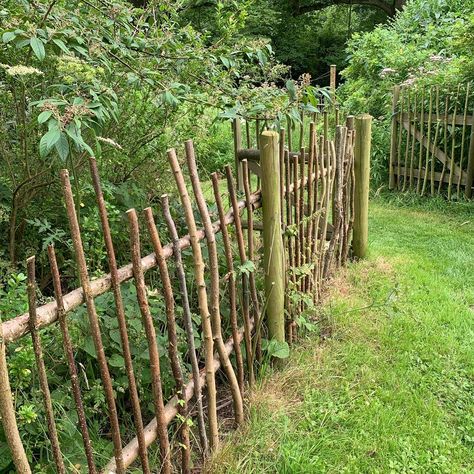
[389,84,474,200]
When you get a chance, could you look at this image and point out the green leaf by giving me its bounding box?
[2,31,16,43]
[39,127,61,157]
[220,56,230,68]
[52,38,70,54]
[65,126,94,156]
[162,90,179,107]
[108,353,125,368]
[237,260,255,276]
[30,36,45,61]
[37,110,52,124]
[83,337,97,358]
[0,442,13,470]
[267,340,290,359]
[256,49,267,66]
[109,329,123,347]
[16,38,30,48]
[54,133,69,161]
[286,80,297,101]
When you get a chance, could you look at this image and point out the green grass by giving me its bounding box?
[207,195,474,473]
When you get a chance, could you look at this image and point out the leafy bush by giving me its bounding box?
[0,0,291,276]
[340,0,474,185]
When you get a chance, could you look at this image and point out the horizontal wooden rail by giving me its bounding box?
[237,148,260,162]
[402,120,462,179]
[103,319,252,473]
[2,192,262,344]
[2,162,332,344]
[237,148,313,163]
[393,165,468,185]
[398,112,473,126]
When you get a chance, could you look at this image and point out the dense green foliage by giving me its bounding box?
[340,0,474,183]
[0,0,281,273]
[208,196,474,472]
[240,1,387,85]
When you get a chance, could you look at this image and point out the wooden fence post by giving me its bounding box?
[233,118,244,190]
[346,115,355,131]
[465,126,474,199]
[0,322,31,473]
[260,131,285,343]
[353,114,372,259]
[389,85,400,190]
[330,64,337,100]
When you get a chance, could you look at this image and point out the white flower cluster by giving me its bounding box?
[1,63,43,76]
[380,67,396,78]
[97,136,123,150]
[429,55,452,63]
[401,76,417,87]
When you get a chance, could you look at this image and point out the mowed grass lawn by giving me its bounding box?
[206,196,474,473]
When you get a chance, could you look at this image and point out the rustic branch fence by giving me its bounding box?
[0,113,370,473]
[389,84,474,199]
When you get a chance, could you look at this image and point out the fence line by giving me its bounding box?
[0,112,370,473]
[389,84,474,199]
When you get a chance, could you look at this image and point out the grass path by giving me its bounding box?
[207,197,474,473]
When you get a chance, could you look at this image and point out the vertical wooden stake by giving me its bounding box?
[211,175,245,394]
[225,166,255,386]
[421,87,433,196]
[389,86,400,190]
[353,115,372,259]
[260,131,285,343]
[144,208,191,472]
[330,64,337,103]
[438,95,450,194]
[89,158,150,474]
[48,245,97,473]
[127,209,171,474]
[323,111,329,143]
[397,89,404,191]
[60,170,125,474]
[167,149,219,449]
[160,196,209,455]
[402,89,411,192]
[430,87,440,196]
[27,256,66,474]
[299,110,304,150]
[185,141,244,427]
[448,86,460,200]
[279,128,286,227]
[233,118,243,190]
[466,125,474,199]
[417,88,425,194]
[457,83,470,198]
[0,325,31,473]
[242,160,262,363]
[410,90,418,190]
[287,119,293,153]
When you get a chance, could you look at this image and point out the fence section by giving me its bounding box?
[0,114,365,473]
[389,84,474,199]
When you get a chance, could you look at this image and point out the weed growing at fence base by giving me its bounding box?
[206,197,474,473]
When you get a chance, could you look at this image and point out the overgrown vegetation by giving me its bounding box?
[1,0,473,471]
[207,196,474,473]
[341,0,474,183]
